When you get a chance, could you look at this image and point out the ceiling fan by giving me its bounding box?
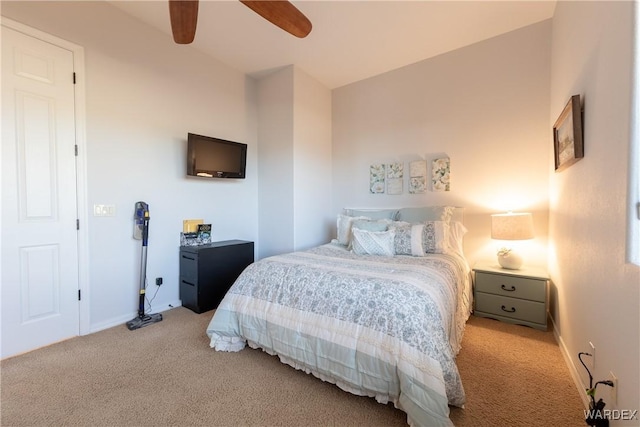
[168,0,312,44]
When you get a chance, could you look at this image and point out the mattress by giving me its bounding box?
[206,242,472,426]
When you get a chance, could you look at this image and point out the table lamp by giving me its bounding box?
[491,212,534,270]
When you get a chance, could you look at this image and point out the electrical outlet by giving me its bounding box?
[609,371,617,408]
[155,277,163,286]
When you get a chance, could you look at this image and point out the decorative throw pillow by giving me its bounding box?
[351,228,396,256]
[391,224,426,256]
[422,221,448,254]
[391,221,448,255]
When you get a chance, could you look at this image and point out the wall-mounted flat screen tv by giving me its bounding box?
[187,133,247,179]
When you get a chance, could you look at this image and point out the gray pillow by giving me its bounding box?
[351,218,390,232]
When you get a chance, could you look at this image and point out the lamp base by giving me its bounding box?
[497,251,523,270]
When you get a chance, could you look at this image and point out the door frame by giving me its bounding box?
[2,17,90,336]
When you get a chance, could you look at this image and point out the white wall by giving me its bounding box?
[1,1,259,331]
[549,1,640,418]
[257,66,332,258]
[292,67,333,249]
[257,67,295,259]
[332,21,552,268]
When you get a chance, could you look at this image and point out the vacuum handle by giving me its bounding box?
[141,216,149,246]
[133,201,150,240]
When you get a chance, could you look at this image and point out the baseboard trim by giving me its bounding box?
[550,315,589,409]
[88,300,183,334]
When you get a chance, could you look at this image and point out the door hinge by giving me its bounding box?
[74,144,78,156]
[637,202,640,220]
[78,289,81,301]
[76,219,80,230]
[73,72,76,84]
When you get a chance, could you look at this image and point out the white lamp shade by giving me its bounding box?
[491,212,534,240]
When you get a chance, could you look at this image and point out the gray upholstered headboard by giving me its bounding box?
[343,206,464,224]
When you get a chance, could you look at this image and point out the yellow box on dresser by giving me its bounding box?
[472,262,549,330]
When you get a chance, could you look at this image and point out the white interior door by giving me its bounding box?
[1,25,80,358]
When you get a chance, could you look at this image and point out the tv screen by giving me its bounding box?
[187,133,247,179]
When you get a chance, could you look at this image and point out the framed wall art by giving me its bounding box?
[370,163,386,193]
[409,160,427,194]
[431,157,450,192]
[553,94,584,172]
[386,162,404,195]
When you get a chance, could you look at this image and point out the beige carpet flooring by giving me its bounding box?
[1,307,586,426]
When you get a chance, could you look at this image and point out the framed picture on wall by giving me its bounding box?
[553,94,584,172]
[370,164,386,193]
[431,157,450,192]
[386,162,403,195]
[409,160,427,194]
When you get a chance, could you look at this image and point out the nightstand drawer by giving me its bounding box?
[475,272,545,302]
[475,292,546,325]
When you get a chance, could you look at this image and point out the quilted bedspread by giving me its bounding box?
[206,243,471,427]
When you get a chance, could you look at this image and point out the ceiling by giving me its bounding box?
[109,0,557,89]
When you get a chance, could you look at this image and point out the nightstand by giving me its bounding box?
[472,262,549,331]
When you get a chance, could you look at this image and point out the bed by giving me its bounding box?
[206,206,472,427]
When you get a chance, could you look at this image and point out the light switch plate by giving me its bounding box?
[93,204,116,217]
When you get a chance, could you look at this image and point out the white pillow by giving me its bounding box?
[446,221,468,256]
[336,214,368,246]
[351,228,396,256]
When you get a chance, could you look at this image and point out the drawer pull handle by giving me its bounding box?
[501,284,516,292]
[501,305,516,313]
[182,255,196,261]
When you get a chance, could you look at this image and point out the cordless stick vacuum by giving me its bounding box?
[579,352,614,427]
[126,201,163,330]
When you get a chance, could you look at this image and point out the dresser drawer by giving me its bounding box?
[180,252,198,283]
[475,272,545,302]
[475,292,546,325]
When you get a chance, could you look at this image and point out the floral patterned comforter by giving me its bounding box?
[206,243,472,427]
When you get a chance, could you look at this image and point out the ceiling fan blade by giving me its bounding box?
[169,0,199,44]
[240,1,312,38]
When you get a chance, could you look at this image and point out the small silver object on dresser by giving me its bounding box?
[472,262,549,330]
